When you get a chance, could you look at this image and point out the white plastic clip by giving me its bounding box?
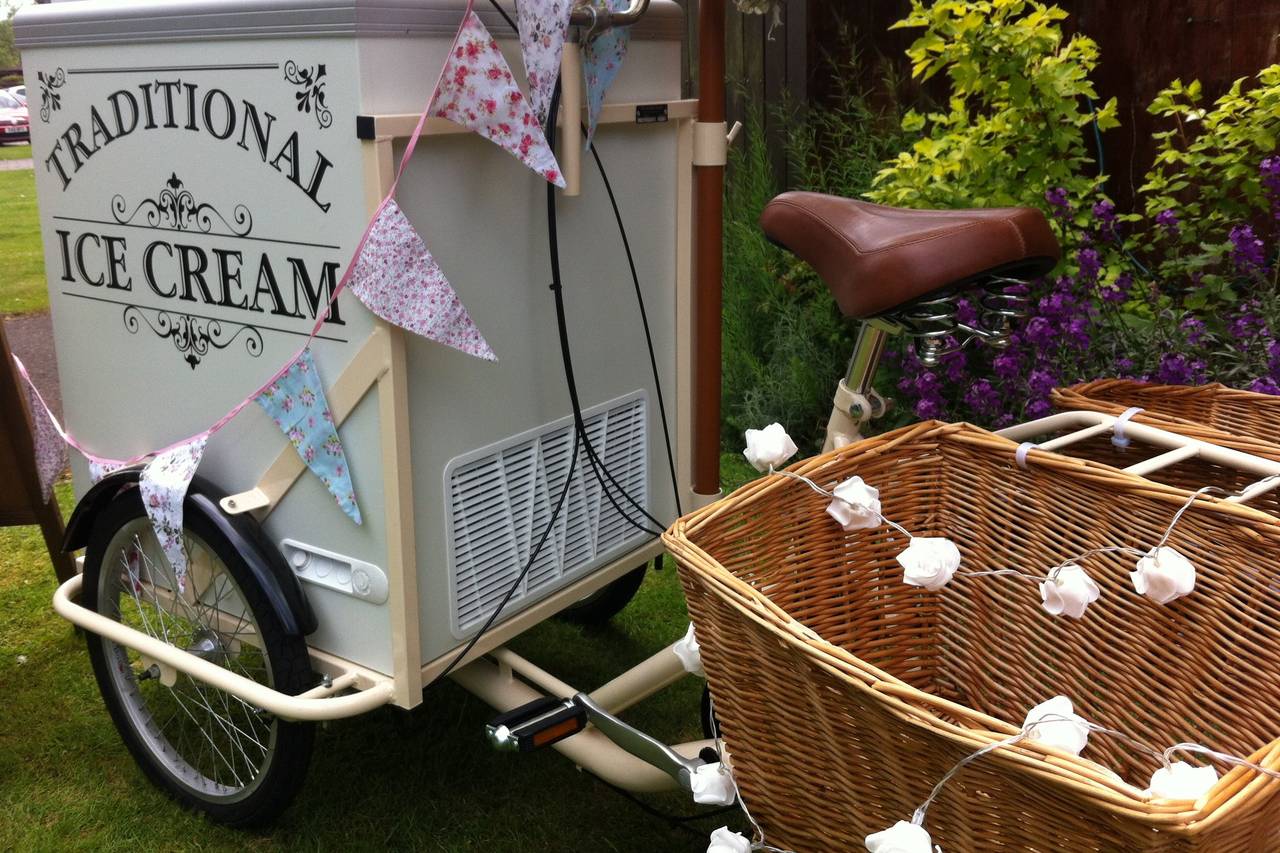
[1112,407,1144,449]
[1015,442,1036,470]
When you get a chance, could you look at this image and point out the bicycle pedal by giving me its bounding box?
[485,696,587,753]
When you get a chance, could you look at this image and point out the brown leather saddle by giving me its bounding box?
[759,191,1060,319]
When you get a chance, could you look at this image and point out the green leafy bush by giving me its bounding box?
[866,0,1116,216]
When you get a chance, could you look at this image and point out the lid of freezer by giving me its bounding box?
[15,0,684,47]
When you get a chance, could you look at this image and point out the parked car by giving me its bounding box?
[6,85,26,104]
[0,91,29,143]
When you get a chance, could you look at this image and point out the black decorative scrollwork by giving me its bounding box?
[37,68,66,123]
[111,173,253,237]
[122,305,264,370]
[283,60,332,130]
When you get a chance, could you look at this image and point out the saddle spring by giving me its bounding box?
[897,276,1032,367]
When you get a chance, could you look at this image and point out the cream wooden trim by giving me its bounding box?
[361,98,698,141]
[674,114,695,514]
[559,44,583,197]
[359,136,426,710]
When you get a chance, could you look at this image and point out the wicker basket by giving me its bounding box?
[1053,379,1280,463]
[664,421,1280,852]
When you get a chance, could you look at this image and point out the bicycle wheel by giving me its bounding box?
[82,489,315,827]
[557,564,648,625]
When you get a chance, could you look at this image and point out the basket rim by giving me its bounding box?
[666,419,1280,831]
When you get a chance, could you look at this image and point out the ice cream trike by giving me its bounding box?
[21,0,1280,848]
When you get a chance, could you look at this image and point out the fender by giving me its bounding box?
[64,469,317,636]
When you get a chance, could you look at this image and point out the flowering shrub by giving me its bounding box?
[874,0,1280,425]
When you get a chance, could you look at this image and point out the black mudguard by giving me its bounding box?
[64,469,317,636]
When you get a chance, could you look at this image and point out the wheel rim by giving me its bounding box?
[98,518,278,802]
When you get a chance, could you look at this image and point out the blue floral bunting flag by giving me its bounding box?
[255,349,362,524]
[583,0,632,146]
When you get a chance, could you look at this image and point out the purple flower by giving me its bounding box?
[1181,316,1206,346]
[1092,199,1120,242]
[1025,398,1053,418]
[1153,353,1204,385]
[993,351,1021,380]
[939,343,968,383]
[1027,368,1057,397]
[1155,208,1180,237]
[1064,315,1091,350]
[1249,376,1280,395]
[1115,357,1135,376]
[1024,316,1056,347]
[1262,156,1280,221]
[1229,224,1266,274]
[1045,187,1071,219]
[1076,248,1101,282]
[1229,301,1265,340]
[914,395,945,420]
[963,378,1000,418]
[955,298,979,327]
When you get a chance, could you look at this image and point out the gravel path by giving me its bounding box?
[4,311,61,422]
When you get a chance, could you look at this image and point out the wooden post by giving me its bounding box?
[692,0,726,499]
[0,323,74,584]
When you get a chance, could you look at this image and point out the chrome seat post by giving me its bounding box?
[821,275,1032,453]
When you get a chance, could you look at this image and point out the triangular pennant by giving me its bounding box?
[255,348,362,524]
[350,199,498,361]
[87,455,130,484]
[23,382,67,503]
[430,11,567,187]
[583,0,632,146]
[139,434,208,592]
[516,0,573,126]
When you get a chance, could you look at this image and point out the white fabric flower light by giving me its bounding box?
[1131,546,1195,604]
[743,423,798,473]
[865,820,936,853]
[897,538,961,591]
[1023,696,1091,756]
[707,826,752,853]
[673,622,704,677]
[1039,564,1101,619]
[690,762,737,806]
[1148,761,1219,801]
[826,476,883,531]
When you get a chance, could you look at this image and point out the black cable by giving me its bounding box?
[490,0,682,526]
[585,132,684,519]
[544,84,667,537]
[425,431,580,690]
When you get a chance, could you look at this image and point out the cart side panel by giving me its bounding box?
[20,29,397,675]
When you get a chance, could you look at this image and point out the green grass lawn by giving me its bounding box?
[0,142,33,161]
[0,165,49,316]
[0,457,759,852]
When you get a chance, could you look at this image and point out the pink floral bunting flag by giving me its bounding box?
[350,199,497,361]
[255,348,362,524]
[88,455,130,485]
[583,0,632,146]
[516,0,573,126]
[23,382,67,503]
[431,11,566,187]
[139,434,208,592]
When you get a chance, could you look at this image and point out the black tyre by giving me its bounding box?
[557,563,648,625]
[82,488,315,827]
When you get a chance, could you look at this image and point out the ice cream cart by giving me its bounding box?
[15,0,735,826]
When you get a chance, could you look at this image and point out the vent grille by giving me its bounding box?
[445,393,649,636]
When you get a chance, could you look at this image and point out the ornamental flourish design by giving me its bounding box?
[122,305,264,371]
[111,173,253,237]
[37,68,66,123]
[284,60,332,130]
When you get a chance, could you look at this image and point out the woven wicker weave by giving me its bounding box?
[1053,379,1280,463]
[664,421,1280,852]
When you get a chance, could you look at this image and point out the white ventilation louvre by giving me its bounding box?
[444,392,649,636]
